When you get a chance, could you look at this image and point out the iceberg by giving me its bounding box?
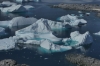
[0,17,37,32]
[63,31,93,46]
[1,1,16,7]
[40,39,72,53]
[15,0,40,3]
[0,4,27,13]
[0,37,15,50]
[93,31,100,36]
[24,5,34,10]
[57,14,87,26]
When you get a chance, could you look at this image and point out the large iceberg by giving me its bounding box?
[0,17,37,32]
[16,18,71,35]
[57,14,87,26]
[63,31,93,46]
[0,37,15,50]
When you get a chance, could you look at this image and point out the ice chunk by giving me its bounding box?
[1,1,16,7]
[78,11,82,13]
[1,4,27,13]
[63,31,93,46]
[40,39,72,52]
[58,14,87,26]
[9,16,37,31]
[24,5,34,10]
[94,31,100,36]
[0,37,15,50]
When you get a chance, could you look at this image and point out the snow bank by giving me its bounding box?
[63,31,93,46]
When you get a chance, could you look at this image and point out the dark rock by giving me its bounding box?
[66,53,100,66]
[0,59,29,66]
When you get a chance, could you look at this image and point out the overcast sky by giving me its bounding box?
[41,0,100,3]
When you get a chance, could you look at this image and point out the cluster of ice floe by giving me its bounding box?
[0,15,94,52]
[57,14,87,27]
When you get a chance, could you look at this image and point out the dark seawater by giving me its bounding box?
[0,2,100,66]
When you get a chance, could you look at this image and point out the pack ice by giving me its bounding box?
[63,31,93,46]
[57,14,87,26]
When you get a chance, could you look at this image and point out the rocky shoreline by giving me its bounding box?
[66,53,100,66]
[51,4,100,17]
[0,59,29,66]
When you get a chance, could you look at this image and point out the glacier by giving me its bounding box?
[63,31,93,46]
[57,14,87,27]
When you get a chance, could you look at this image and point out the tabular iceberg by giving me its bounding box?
[63,31,93,46]
[57,14,87,26]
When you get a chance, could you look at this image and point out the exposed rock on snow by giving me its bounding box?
[57,14,87,26]
[63,31,93,46]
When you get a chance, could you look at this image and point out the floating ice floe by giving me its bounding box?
[93,31,100,36]
[1,1,16,7]
[0,37,15,50]
[15,0,40,3]
[63,31,93,46]
[57,14,87,27]
[24,5,34,10]
[40,39,72,53]
[0,17,37,31]
[0,4,27,13]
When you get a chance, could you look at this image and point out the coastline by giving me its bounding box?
[51,3,100,17]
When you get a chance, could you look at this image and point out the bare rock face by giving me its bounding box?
[66,53,100,66]
[0,59,29,66]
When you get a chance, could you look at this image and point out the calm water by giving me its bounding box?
[0,2,100,66]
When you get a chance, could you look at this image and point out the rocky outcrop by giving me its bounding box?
[0,59,29,66]
[66,53,100,66]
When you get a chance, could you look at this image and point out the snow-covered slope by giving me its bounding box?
[63,31,93,46]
